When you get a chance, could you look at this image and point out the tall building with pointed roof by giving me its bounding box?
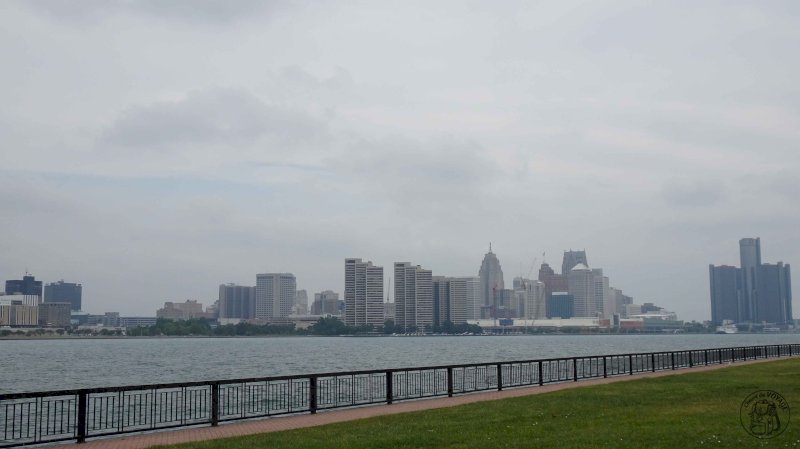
[478,244,504,318]
[562,250,588,275]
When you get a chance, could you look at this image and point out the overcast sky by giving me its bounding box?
[1,1,798,321]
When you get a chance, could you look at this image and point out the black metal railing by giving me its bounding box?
[1,344,797,447]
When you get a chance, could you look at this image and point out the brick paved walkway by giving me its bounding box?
[51,358,778,449]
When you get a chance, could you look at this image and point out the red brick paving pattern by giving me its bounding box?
[51,359,778,449]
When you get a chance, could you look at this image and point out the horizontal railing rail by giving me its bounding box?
[1,344,797,447]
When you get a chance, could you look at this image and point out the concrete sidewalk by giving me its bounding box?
[52,358,778,449]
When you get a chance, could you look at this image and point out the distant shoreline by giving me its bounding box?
[2,332,788,341]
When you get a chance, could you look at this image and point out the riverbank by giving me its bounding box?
[51,357,799,449]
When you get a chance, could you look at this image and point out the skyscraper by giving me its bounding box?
[562,250,588,276]
[432,276,473,326]
[739,238,761,322]
[44,280,82,311]
[514,278,546,319]
[478,245,504,319]
[592,269,612,319]
[538,262,567,315]
[709,238,793,325]
[218,283,255,321]
[294,289,308,315]
[708,265,740,325]
[344,258,384,327]
[394,262,433,332]
[567,263,596,318]
[432,276,449,327]
[460,276,481,320]
[312,290,341,316]
[255,273,296,321]
[5,274,43,299]
[758,263,792,324]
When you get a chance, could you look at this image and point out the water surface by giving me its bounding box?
[2,334,798,394]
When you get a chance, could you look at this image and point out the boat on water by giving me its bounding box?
[716,320,738,334]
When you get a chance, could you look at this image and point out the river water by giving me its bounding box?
[2,334,799,394]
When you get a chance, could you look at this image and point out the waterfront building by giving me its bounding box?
[218,284,255,320]
[758,263,792,324]
[255,273,296,321]
[529,280,547,319]
[567,263,596,318]
[101,312,121,327]
[44,280,82,311]
[0,297,39,326]
[344,259,384,327]
[432,276,449,327]
[709,265,740,325]
[538,263,568,306]
[562,250,588,276]
[312,290,341,316]
[394,262,433,332]
[591,269,612,319]
[739,238,761,321]
[432,276,471,326]
[492,288,515,318]
[709,238,793,325]
[119,316,158,327]
[294,289,309,315]
[614,289,633,316]
[547,292,575,319]
[462,276,482,320]
[5,274,42,299]
[38,302,71,327]
[0,294,39,306]
[515,278,547,319]
[625,303,643,318]
[156,300,205,320]
[478,245,504,319]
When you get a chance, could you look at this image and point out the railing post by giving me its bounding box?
[538,361,543,386]
[447,367,453,397]
[651,353,655,372]
[76,391,87,443]
[602,356,607,378]
[732,348,736,363]
[628,355,633,375]
[790,345,793,357]
[497,364,503,391]
[704,350,708,366]
[211,383,219,426]
[671,352,675,370]
[573,358,578,382]
[309,376,318,414]
[689,351,693,368]
[386,371,393,405]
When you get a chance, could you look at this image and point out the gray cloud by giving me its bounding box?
[101,88,328,150]
[20,0,290,24]
[661,180,727,208]
[336,137,500,209]
[2,1,799,321]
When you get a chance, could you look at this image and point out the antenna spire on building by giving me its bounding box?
[489,242,492,252]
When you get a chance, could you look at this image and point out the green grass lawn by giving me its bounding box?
[157,359,800,449]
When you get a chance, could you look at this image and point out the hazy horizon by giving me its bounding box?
[2,1,798,321]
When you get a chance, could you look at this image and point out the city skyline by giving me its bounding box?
[1,2,799,322]
[6,239,789,325]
